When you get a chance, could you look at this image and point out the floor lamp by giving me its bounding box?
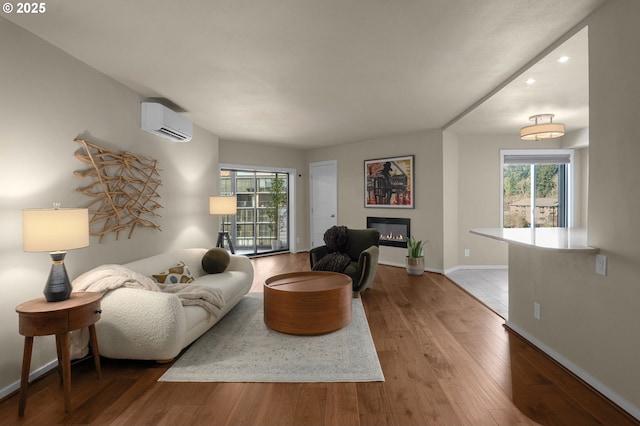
[209,196,237,254]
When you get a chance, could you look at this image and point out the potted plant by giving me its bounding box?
[265,175,286,250]
[406,236,426,275]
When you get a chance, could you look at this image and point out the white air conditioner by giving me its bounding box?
[141,101,193,142]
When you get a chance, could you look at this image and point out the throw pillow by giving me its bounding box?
[202,248,231,274]
[152,261,195,284]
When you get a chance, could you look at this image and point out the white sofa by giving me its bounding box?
[78,248,253,361]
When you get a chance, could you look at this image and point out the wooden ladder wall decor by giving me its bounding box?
[74,138,163,242]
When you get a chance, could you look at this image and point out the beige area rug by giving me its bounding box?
[159,292,385,383]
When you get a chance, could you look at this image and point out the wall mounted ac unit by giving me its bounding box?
[141,101,193,142]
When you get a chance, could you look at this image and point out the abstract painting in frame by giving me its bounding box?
[364,155,414,208]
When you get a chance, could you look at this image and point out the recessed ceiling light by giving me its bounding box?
[526,78,536,85]
[558,56,570,63]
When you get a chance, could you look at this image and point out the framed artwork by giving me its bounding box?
[364,155,414,208]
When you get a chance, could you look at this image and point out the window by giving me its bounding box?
[220,169,289,256]
[501,150,573,228]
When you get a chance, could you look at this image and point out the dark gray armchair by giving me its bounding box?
[309,228,380,296]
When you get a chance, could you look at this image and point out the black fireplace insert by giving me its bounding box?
[366,217,410,248]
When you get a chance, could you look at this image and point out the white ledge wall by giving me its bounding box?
[507,245,639,418]
[502,0,640,417]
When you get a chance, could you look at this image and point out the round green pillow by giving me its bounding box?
[202,248,231,274]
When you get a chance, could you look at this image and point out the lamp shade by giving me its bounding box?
[22,208,89,252]
[209,196,237,215]
[520,114,565,141]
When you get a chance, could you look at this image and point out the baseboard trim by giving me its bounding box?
[444,264,508,275]
[378,260,443,274]
[0,359,57,401]
[505,321,640,421]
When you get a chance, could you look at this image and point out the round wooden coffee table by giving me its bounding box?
[264,271,352,335]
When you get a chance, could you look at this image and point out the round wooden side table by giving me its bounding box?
[264,271,352,335]
[16,292,103,416]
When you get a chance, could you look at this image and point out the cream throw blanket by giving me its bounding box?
[70,264,226,360]
[72,264,225,316]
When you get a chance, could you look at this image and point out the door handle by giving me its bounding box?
[330,214,335,218]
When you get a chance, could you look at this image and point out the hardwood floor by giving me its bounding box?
[1,253,637,425]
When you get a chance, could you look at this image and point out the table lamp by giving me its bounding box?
[209,196,237,254]
[22,204,90,302]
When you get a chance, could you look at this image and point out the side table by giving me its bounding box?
[16,292,103,416]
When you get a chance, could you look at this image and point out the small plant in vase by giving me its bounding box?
[406,236,426,275]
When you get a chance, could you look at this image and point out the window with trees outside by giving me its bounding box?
[501,150,573,228]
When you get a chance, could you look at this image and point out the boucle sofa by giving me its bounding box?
[73,248,253,361]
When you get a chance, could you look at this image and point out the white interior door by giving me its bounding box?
[310,160,337,248]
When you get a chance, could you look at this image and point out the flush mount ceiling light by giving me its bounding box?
[520,114,565,141]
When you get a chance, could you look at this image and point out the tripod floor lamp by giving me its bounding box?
[209,196,237,254]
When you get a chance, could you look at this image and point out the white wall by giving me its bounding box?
[508,0,640,415]
[455,134,560,267]
[307,130,444,271]
[0,18,220,395]
[442,131,459,271]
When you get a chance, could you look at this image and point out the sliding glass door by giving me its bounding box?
[220,169,289,256]
[501,150,573,228]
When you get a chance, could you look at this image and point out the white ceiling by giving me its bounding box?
[448,26,590,136]
[5,0,604,149]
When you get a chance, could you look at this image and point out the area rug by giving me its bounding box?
[158,292,385,383]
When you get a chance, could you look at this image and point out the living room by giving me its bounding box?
[1,0,639,422]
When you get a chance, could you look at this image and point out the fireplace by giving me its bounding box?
[366,217,410,248]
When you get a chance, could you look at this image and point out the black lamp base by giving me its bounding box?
[44,252,72,302]
[216,231,236,254]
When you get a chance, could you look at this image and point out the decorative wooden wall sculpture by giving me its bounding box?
[74,138,163,242]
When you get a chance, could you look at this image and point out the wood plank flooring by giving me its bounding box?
[1,253,637,425]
